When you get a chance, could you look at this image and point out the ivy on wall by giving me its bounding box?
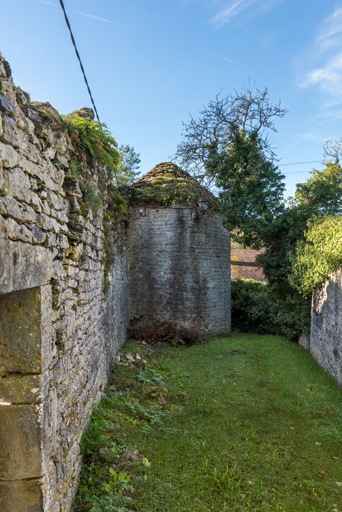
[290,215,342,296]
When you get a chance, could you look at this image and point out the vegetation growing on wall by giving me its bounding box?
[3,59,12,78]
[130,162,219,208]
[66,115,130,292]
[290,216,342,296]
[67,116,121,180]
[66,159,128,222]
[68,159,102,215]
[67,116,141,187]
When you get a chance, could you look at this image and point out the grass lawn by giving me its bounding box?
[73,333,342,512]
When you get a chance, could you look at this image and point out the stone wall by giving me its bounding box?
[128,205,231,337]
[0,53,128,511]
[310,269,342,386]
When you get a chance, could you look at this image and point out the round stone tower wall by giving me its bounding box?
[127,205,231,337]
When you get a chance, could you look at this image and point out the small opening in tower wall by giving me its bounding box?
[198,196,208,211]
[139,208,146,216]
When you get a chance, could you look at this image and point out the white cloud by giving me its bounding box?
[211,0,255,26]
[202,50,236,63]
[316,8,342,54]
[299,7,342,103]
[308,108,342,126]
[37,0,57,6]
[202,0,282,27]
[73,11,129,28]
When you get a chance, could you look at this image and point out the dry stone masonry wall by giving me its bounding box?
[127,163,231,338]
[0,53,128,511]
[310,269,342,386]
[0,54,232,512]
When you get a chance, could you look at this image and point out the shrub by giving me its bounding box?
[231,279,277,334]
[231,278,310,341]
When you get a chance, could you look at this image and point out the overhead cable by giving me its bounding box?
[279,160,322,166]
[59,0,101,123]
[282,170,313,175]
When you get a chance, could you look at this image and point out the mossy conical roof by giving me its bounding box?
[130,162,219,208]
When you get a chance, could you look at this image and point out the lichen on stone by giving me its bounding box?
[30,101,67,131]
[3,60,11,79]
[129,162,219,209]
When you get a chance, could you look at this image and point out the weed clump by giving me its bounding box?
[66,115,121,182]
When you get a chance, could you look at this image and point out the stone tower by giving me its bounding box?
[127,162,231,337]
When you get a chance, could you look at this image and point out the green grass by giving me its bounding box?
[73,333,342,512]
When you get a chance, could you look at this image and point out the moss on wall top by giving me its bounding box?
[130,162,219,208]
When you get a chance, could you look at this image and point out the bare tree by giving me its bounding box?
[323,138,342,161]
[174,84,287,180]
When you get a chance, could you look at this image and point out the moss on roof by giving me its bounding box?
[130,162,219,208]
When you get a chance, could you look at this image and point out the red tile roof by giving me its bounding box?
[231,250,266,281]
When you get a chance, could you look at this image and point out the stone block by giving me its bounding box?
[0,141,18,168]
[0,239,54,295]
[0,404,43,480]
[31,225,46,244]
[2,114,20,147]
[3,217,33,242]
[0,214,5,237]
[36,212,66,233]
[3,167,31,201]
[0,195,36,223]
[23,140,41,163]
[42,147,56,160]
[0,92,18,119]
[0,373,43,404]
[0,163,4,190]
[0,285,52,373]
[0,478,44,512]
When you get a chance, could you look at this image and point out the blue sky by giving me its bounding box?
[1,0,341,197]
